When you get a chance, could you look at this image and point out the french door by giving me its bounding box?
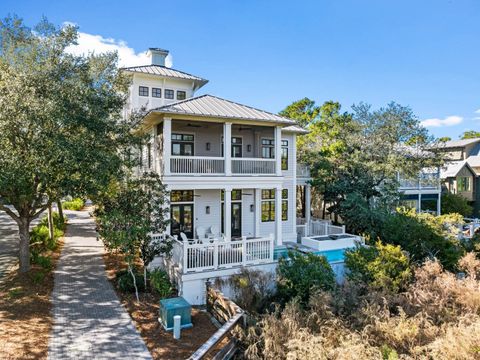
[222,202,242,238]
[170,204,194,239]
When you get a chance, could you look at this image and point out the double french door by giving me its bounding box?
[170,204,194,239]
[221,202,242,238]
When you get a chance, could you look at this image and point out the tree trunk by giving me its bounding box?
[129,264,139,302]
[57,199,64,223]
[47,204,54,241]
[144,266,147,291]
[18,219,31,273]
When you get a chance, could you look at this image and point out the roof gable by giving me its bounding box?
[440,160,476,178]
[441,138,480,149]
[150,94,299,125]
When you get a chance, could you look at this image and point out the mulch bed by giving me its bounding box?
[103,251,221,360]
[0,239,64,360]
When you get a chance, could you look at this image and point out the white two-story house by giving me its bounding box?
[122,48,323,303]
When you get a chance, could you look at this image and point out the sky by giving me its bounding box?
[2,0,479,139]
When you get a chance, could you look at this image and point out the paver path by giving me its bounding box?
[48,210,152,360]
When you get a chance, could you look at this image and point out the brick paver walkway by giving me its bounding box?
[48,210,152,360]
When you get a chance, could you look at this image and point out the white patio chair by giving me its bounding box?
[208,225,225,242]
[180,232,195,245]
[196,226,206,241]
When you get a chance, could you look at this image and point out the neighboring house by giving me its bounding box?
[398,168,442,214]
[122,48,338,304]
[437,138,480,215]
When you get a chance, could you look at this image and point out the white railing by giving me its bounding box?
[170,156,225,175]
[309,220,345,236]
[297,164,311,178]
[231,158,276,175]
[168,235,274,273]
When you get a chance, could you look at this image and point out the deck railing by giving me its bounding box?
[309,220,345,236]
[231,158,276,175]
[165,235,275,273]
[297,164,311,178]
[170,156,225,175]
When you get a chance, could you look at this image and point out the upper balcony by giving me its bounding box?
[156,119,285,177]
[398,170,441,191]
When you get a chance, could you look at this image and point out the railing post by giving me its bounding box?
[324,221,328,235]
[342,225,346,234]
[213,243,219,269]
[224,123,232,176]
[183,243,188,272]
[275,126,282,176]
[242,236,247,266]
[269,233,274,261]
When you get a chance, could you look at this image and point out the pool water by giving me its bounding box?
[274,247,349,263]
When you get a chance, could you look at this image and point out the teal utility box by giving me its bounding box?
[159,297,193,331]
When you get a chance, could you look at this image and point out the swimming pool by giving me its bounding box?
[273,246,350,263]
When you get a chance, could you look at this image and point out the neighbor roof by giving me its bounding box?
[121,64,208,87]
[440,160,475,178]
[466,155,480,168]
[440,138,480,148]
[149,94,299,125]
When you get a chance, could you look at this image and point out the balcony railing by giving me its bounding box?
[170,156,225,175]
[161,235,275,273]
[231,158,276,175]
[297,164,311,178]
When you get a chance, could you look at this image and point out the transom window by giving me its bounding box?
[139,86,149,97]
[281,140,288,170]
[165,89,174,99]
[171,190,194,203]
[177,91,186,100]
[172,133,194,156]
[262,139,275,159]
[221,189,242,201]
[261,189,288,222]
[152,88,161,98]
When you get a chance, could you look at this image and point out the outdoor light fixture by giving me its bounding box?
[206,142,211,151]
[250,204,254,212]
[206,206,210,214]
[247,144,252,152]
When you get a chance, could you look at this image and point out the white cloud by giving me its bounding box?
[475,109,480,114]
[421,115,463,128]
[64,26,172,68]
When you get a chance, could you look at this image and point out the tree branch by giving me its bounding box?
[0,203,20,223]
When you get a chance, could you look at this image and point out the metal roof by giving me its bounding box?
[467,155,480,167]
[283,124,309,134]
[121,64,208,86]
[150,94,299,125]
[440,160,475,178]
[441,138,480,148]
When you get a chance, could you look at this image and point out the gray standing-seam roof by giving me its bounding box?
[150,94,300,125]
[283,124,310,134]
[121,64,208,86]
[440,160,475,178]
[440,138,480,148]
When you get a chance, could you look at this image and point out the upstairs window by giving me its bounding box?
[281,140,288,170]
[139,86,149,97]
[172,133,194,156]
[171,190,194,203]
[177,91,186,100]
[457,177,471,192]
[165,89,174,99]
[262,139,275,159]
[152,88,161,98]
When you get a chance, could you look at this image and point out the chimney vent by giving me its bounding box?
[147,48,169,66]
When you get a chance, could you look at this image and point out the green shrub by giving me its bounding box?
[30,270,46,284]
[62,198,84,211]
[441,192,473,217]
[149,268,172,298]
[277,251,335,305]
[39,211,66,231]
[32,254,53,270]
[345,241,412,293]
[116,269,145,293]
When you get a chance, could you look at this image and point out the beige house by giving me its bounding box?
[440,161,476,201]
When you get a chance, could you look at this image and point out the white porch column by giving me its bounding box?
[163,118,172,176]
[224,188,232,240]
[275,126,282,176]
[224,122,232,176]
[275,186,283,246]
[418,193,422,213]
[437,193,441,215]
[254,188,261,237]
[305,184,311,236]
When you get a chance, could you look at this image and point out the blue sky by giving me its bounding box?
[2,0,479,139]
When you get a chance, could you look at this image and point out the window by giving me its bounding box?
[165,89,174,99]
[171,190,194,202]
[147,143,152,168]
[282,189,288,221]
[457,177,471,192]
[172,133,194,156]
[262,139,275,159]
[177,90,186,100]
[139,86,149,97]
[281,140,288,170]
[221,189,242,201]
[152,88,161,98]
[261,189,288,222]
